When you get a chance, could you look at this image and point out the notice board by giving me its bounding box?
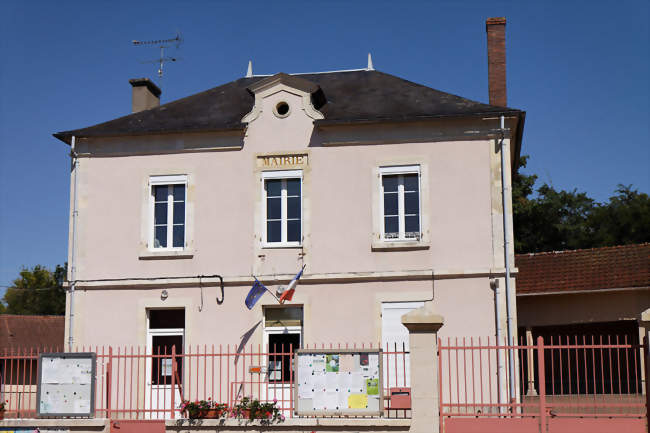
[36,353,96,417]
[294,349,383,416]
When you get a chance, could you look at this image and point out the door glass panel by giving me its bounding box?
[151,335,183,385]
[268,333,300,383]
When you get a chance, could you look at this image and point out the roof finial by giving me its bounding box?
[367,53,374,71]
[246,60,253,78]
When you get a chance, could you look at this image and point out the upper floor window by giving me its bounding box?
[262,170,302,247]
[150,175,187,250]
[380,166,421,241]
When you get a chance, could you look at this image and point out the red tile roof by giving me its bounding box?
[0,315,65,351]
[515,243,650,295]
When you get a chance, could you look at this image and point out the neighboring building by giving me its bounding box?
[517,243,650,343]
[516,243,650,396]
[0,315,64,414]
[52,19,524,411]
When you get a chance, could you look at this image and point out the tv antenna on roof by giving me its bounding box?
[132,32,182,79]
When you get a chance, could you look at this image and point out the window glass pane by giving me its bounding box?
[154,185,168,202]
[149,309,185,328]
[267,220,281,242]
[267,197,281,219]
[384,216,398,237]
[404,191,419,215]
[173,225,184,248]
[287,197,301,219]
[155,203,167,225]
[173,184,185,201]
[266,179,282,197]
[287,220,301,242]
[383,193,398,216]
[405,215,420,235]
[382,175,398,192]
[155,226,167,248]
[173,202,185,224]
[403,173,419,192]
[286,178,300,196]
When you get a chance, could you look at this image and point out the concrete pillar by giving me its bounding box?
[640,309,650,394]
[401,307,444,433]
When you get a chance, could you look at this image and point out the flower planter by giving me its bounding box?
[203,408,224,419]
[0,411,4,420]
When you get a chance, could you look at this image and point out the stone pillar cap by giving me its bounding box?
[641,308,650,323]
[401,307,444,333]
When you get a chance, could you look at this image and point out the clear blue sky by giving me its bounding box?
[0,0,648,291]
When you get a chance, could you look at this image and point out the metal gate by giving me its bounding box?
[439,336,649,433]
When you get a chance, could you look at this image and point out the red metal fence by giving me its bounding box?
[439,336,648,432]
[0,342,410,420]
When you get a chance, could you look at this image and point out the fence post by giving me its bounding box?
[536,336,547,433]
[171,345,176,419]
[643,332,650,423]
[107,346,113,419]
[401,306,444,433]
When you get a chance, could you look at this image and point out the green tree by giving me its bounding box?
[588,185,650,246]
[2,264,67,315]
[512,156,650,253]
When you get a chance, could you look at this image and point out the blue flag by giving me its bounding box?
[245,278,267,310]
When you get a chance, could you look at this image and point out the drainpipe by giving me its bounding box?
[492,277,507,408]
[68,135,78,351]
[499,115,517,403]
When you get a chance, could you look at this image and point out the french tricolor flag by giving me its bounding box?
[279,265,305,304]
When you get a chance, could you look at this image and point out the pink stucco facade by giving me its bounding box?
[64,78,520,351]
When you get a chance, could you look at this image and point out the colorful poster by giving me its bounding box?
[359,353,369,366]
[339,354,355,372]
[326,354,339,372]
[366,378,379,395]
[347,393,368,409]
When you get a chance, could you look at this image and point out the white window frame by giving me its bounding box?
[261,170,303,247]
[379,165,421,242]
[149,175,187,251]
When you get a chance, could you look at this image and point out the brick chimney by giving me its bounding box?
[129,78,161,113]
[486,17,507,107]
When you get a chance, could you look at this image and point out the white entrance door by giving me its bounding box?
[381,302,424,388]
[145,330,184,419]
[261,327,301,417]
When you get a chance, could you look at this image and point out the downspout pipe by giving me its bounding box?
[68,135,78,351]
[499,115,517,403]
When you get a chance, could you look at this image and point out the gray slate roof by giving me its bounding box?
[54,70,523,144]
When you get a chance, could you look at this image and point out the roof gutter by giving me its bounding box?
[52,124,247,146]
[517,286,650,297]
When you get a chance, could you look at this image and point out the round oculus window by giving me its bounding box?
[274,101,290,118]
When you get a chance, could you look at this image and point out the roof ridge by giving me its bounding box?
[515,243,650,258]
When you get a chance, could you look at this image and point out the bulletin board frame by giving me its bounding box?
[293,348,384,417]
[36,352,96,418]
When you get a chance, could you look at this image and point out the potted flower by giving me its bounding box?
[180,398,227,419]
[0,400,6,420]
[232,397,284,422]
